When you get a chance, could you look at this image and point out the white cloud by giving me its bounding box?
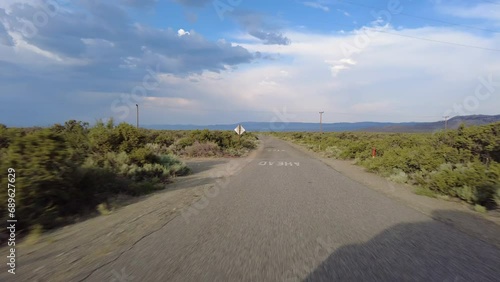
[438,2,500,22]
[336,9,350,17]
[177,28,190,36]
[303,1,329,12]
[205,26,500,123]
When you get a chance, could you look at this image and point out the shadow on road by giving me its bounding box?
[303,210,500,282]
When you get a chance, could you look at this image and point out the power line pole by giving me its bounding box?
[136,104,139,129]
[319,111,324,133]
[443,115,449,131]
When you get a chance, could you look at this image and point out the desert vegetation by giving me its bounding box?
[0,120,258,237]
[271,122,500,210]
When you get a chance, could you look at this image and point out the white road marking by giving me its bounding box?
[258,161,300,166]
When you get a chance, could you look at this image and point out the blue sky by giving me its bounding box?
[0,0,499,126]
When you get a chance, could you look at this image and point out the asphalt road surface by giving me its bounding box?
[84,136,500,281]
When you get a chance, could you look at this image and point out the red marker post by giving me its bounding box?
[372,147,377,158]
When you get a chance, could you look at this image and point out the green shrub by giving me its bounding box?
[130,147,160,165]
[158,154,190,176]
[241,139,257,150]
[0,129,78,230]
[388,169,408,184]
[173,137,195,151]
[145,143,172,155]
[155,133,175,147]
[324,146,343,159]
[474,204,487,213]
[184,141,221,157]
[415,187,437,198]
[427,162,496,205]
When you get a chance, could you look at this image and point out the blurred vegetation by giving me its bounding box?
[271,122,500,210]
[0,120,258,237]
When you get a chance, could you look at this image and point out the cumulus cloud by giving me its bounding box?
[177,28,190,36]
[222,26,500,123]
[325,58,357,77]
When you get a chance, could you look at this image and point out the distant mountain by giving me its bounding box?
[364,115,500,133]
[145,115,500,133]
[145,122,404,132]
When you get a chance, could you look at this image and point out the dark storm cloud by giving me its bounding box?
[249,30,291,45]
[0,0,253,75]
[0,0,254,126]
[231,10,292,45]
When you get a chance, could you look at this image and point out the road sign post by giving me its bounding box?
[234,124,246,146]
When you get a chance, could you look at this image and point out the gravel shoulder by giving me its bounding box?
[279,136,500,249]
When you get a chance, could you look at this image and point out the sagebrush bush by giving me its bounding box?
[0,129,78,230]
[388,169,408,184]
[184,141,221,157]
[145,143,171,155]
[129,147,160,165]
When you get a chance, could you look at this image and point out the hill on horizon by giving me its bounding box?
[145,114,500,133]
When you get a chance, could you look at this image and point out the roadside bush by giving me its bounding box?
[88,119,119,153]
[115,123,145,153]
[426,162,496,205]
[145,143,171,155]
[130,147,160,166]
[241,139,257,150]
[324,146,343,159]
[184,141,221,157]
[0,129,78,230]
[155,133,175,147]
[158,154,190,176]
[172,137,195,152]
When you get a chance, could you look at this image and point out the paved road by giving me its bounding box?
[84,136,500,281]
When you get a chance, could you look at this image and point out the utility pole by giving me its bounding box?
[319,111,324,133]
[443,115,449,131]
[136,104,139,129]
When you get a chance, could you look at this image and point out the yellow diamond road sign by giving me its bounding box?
[234,124,245,135]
